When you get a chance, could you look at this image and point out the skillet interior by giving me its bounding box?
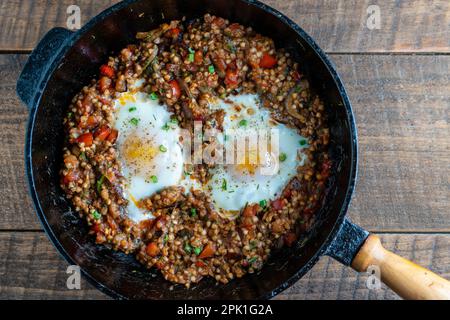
[27,0,356,299]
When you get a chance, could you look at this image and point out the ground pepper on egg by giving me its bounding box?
[60,14,331,287]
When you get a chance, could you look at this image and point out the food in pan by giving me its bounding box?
[60,14,331,287]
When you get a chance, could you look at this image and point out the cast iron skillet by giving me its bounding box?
[16,0,450,300]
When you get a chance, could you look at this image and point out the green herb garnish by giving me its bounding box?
[170,118,179,125]
[299,139,307,146]
[184,243,192,254]
[259,199,267,208]
[188,52,194,62]
[163,234,169,244]
[67,112,73,118]
[279,153,287,162]
[221,179,227,191]
[96,175,105,193]
[91,209,101,220]
[190,208,197,217]
[162,123,170,131]
[159,145,167,152]
[248,257,257,264]
[208,65,215,74]
[130,117,140,126]
[238,119,248,127]
[193,247,202,256]
[79,152,87,161]
[129,107,137,112]
[150,175,158,183]
[149,92,158,100]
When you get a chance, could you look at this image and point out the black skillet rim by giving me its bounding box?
[23,0,358,300]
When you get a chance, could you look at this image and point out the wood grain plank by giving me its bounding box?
[0,0,449,52]
[1,53,448,231]
[1,232,448,299]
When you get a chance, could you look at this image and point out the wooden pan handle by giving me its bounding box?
[351,234,450,300]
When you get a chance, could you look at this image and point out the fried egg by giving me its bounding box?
[207,94,308,213]
[113,91,196,222]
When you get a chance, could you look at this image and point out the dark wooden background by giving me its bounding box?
[0,0,449,300]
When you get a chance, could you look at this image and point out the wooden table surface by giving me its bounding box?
[0,0,449,300]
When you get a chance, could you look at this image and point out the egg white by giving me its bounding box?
[207,94,308,213]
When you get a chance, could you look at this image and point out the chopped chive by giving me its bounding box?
[130,117,140,126]
[96,175,105,193]
[221,179,227,191]
[248,257,257,264]
[208,65,215,74]
[91,209,101,220]
[188,52,194,62]
[162,123,170,131]
[184,242,192,254]
[190,208,197,217]
[79,151,87,161]
[163,234,169,244]
[159,145,167,152]
[279,152,287,162]
[193,247,202,256]
[188,47,195,54]
[299,139,307,146]
[259,199,267,208]
[150,175,158,183]
[238,119,248,127]
[128,106,137,112]
[149,92,158,100]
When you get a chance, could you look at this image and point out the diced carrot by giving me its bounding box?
[146,242,160,257]
[76,132,93,147]
[271,198,284,210]
[259,53,277,68]
[224,68,239,87]
[106,129,118,143]
[168,79,181,99]
[100,64,115,78]
[198,244,215,259]
[195,261,207,268]
[63,169,80,184]
[243,204,258,217]
[95,125,111,141]
[194,50,203,64]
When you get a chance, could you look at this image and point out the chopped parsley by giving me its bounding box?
[91,209,101,220]
[130,117,140,126]
[259,199,267,208]
[96,175,105,193]
[79,152,87,161]
[188,47,195,54]
[221,179,227,191]
[238,119,248,127]
[188,53,194,62]
[150,175,158,183]
[159,145,167,152]
[193,247,202,256]
[184,243,192,254]
[279,152,287,162]
[149,92,158,100]
[170,118,179,125]
[190,208,197,217]
[208,65,215,74]
[128,106,137,112]
[299,139,307,146]
[163,234,169,244]
[248,257,258,264]
[162,123,170,131]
